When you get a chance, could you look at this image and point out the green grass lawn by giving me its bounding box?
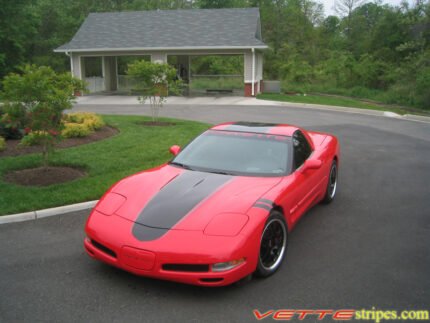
[0,115,210,216]
[256,93,418,115]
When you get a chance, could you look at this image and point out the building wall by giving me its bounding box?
[151,52,167,63]
[256,52,263,81]
[69,48,264,96]
[244,51,263,81]
[244,50,263,96]
[67,49,247,58]
[244,51,252,82]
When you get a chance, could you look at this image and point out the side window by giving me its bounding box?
[293,130,312,169]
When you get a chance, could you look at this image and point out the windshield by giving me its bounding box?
[171,130,292,176]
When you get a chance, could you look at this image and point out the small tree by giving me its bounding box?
[127,60,182,122]
[1,65,85,166]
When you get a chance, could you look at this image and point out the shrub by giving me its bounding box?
[416,67,430,109]
[64,112,105,130]
[0,114,22,139]
[1,65,85,166]
[0,136,5,151]
[0,107,28,140]
[61,123,93,138]
[127,60,182,122]
[61,112,104,138]
[20,131,56,147]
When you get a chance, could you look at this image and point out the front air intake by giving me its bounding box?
[162,264,209,272]
[91,239,117,259]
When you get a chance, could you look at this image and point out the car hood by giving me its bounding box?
[111,165,281,231]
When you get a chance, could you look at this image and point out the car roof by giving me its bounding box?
[211,122,300,136]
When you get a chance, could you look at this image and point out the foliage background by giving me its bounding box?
[0,0,429,109]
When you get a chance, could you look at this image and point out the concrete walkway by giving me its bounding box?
[75,95,430,124]
[76,95,283,106]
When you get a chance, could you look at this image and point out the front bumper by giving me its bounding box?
[84,211,259,286]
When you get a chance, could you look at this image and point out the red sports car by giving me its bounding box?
[84,122,340,286]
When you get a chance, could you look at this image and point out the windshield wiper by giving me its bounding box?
[170,163,233,175]
[169,161,195,170]
[206,170,235,176]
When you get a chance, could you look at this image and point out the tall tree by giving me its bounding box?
[335,0,366,37]
[197,0,248,8]
[335,0,366,17]
[0,0,39,79]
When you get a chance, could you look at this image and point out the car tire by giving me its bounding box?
[322,160,338,204]
[255,211,288,278]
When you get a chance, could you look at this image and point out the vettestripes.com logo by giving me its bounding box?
[253,308,429,322]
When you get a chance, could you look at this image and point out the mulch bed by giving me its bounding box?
[4,166,86,187]
[135,121,176,127]
[0,126,118,158]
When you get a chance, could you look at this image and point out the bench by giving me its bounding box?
[206,89,233,94]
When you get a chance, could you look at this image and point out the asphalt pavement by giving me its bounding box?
[1,103,429,322]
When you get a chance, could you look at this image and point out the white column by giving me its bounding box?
[101,56,106,78]
[188,55,191,81]
[69,52,74,75]
[70,54,82,80]
[103,56,115,92]
[115,57,119,91]
[256,52,263,94]
[251,48,255,96]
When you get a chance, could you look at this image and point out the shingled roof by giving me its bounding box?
[55,8,267,52]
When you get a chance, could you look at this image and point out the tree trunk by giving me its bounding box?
[42,137,49,167]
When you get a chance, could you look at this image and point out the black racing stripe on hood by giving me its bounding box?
[223,122,278,133]
[132,224,168,242]
[132,171,232,241]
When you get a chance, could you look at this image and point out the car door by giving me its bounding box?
[279,130,322,225]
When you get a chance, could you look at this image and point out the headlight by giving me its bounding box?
[212,258,245,272]
[204,213,249,236]
[95,192,126,216]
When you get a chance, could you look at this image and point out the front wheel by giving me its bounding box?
[255,211,288,278]
[322,160,338,204]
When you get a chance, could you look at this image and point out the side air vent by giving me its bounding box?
[200,278,224,283]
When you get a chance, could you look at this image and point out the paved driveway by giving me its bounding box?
[1,104,429,322]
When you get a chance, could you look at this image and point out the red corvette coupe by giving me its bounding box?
[84,122,340,286]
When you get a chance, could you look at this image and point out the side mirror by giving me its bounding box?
[300,159,322,173]
[169,145,181,156]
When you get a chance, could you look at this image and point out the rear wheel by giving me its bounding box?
[322,160,337,204]
[255,211,288,278]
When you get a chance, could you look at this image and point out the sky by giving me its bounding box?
[320,0,414,16]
